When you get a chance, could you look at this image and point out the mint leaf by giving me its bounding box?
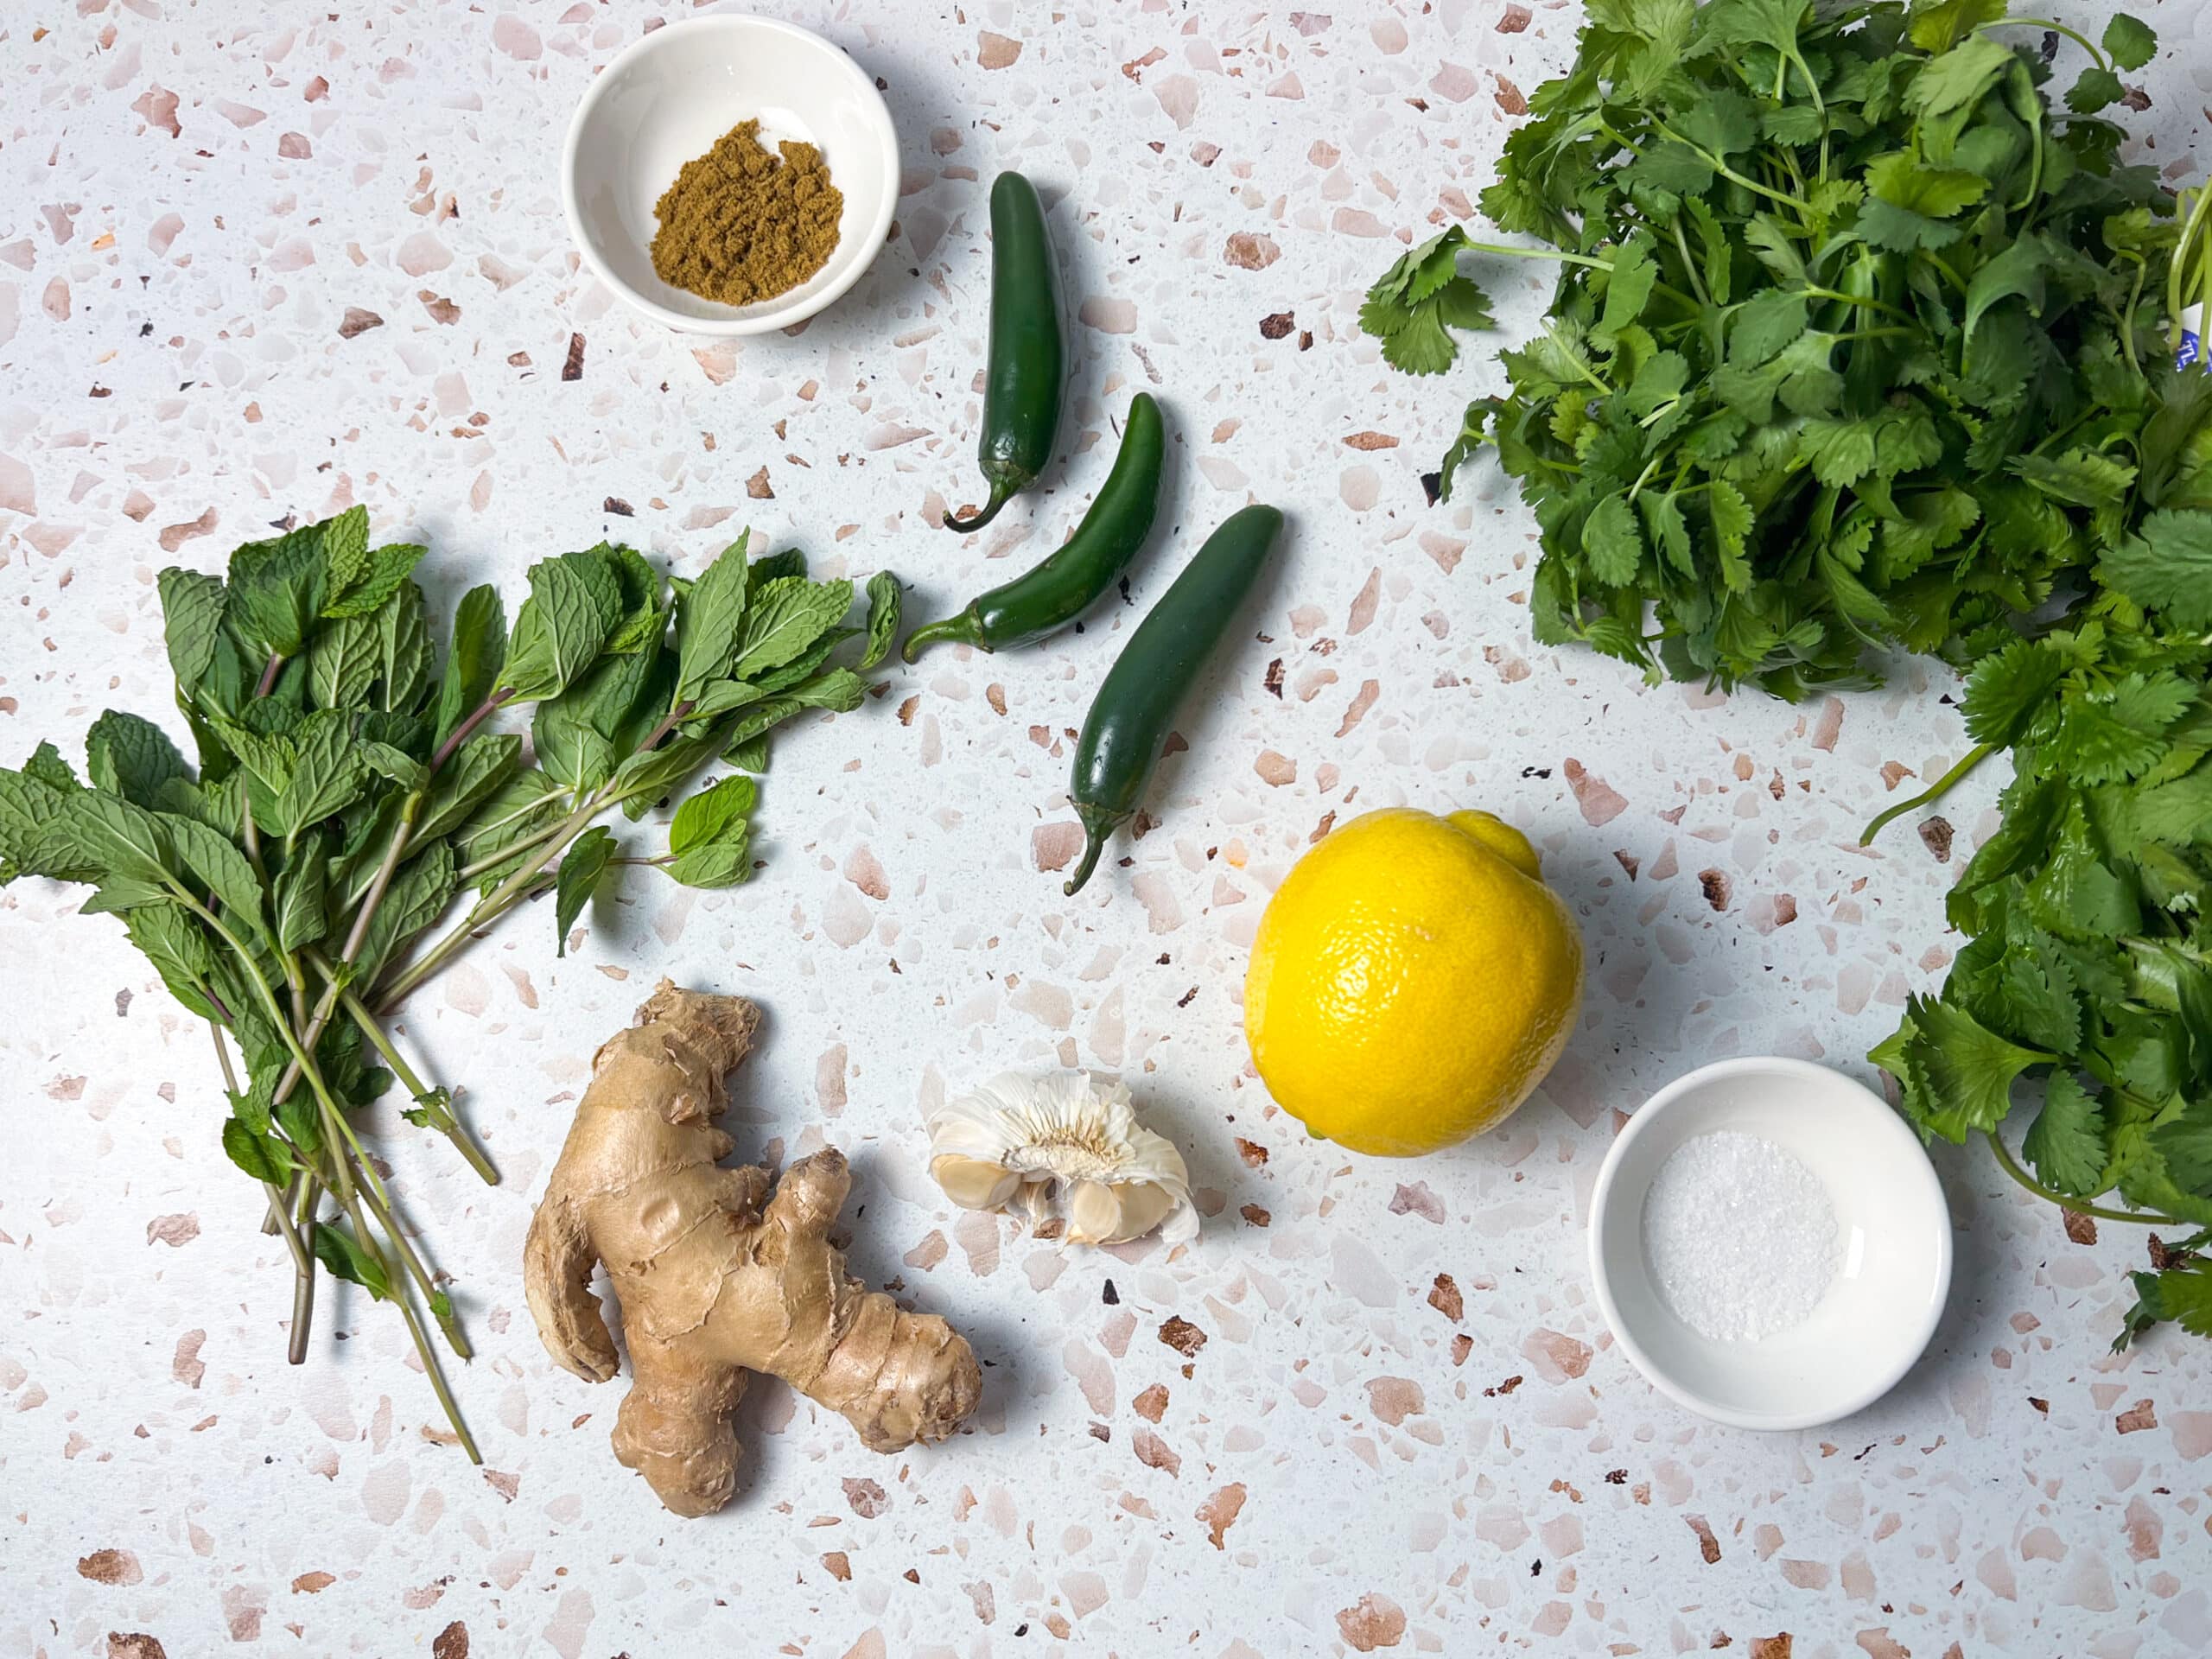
[433,584,507,747]
[157,568,227,696]
[311,1219,391,1301]
[675,534,752,702]
[671,774,757,858]
[86,711,188,809]
[859,572,902,671]
[325,542,426,620]
[222,1116,292,1185]
[732,577,855,682]
[553,824,615,957]
[503,550,623,702]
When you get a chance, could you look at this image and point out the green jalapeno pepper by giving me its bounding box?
[1062,504,1285,897]
[944,172,1065,533]
[905,392,1166,664]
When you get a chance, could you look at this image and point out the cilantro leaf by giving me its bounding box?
[2021,1073,2109,1196]
[2102,15,2157,73]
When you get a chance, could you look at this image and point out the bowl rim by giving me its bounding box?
[559,14,899,338]
[1586,1054,1953,1432]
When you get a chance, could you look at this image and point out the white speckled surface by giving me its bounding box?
[4,3,2210,1655]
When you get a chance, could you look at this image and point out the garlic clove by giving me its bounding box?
[1103,1179,1179,1244]
[1064,1179,1125,1245]
[930,1154,1020,1212]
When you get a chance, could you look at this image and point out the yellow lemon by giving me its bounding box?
[1243,807,1582,1156]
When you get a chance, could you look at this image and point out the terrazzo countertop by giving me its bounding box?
[5,3,2211,1655]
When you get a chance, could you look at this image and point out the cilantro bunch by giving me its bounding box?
[1365,0,2212,1352]
[1872,493,2212,1348]
[0,510,899,1452]
[1363,0,2179,697]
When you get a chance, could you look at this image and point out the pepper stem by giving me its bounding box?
[944,480,1015,534]
[1063,805,1126,897]
[900,609,986,664]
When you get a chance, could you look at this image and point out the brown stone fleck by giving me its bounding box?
[1133,1427,1180,1475]
[1918,816,1954,863]
[1240,1203,1270,1226]
[1132,1383,1170,1422]
[337,306,383,339]
[1225,232,1281,270]
[843,1476,890,1516]
[418,289,459,325]
[1484,1374,1523,1397]
[1389,1181,1445,1224]
[1159,1316,1207,1358]
[1498,2,1533,29]
[978,30,1023,69]
[1494,75,1529,115]
[2029,1396,2050,1414]
[1749,1640,1793,1659]
[2116,1399,2158,1434]
[78,1550,143,1585]
[1196,1482,1247,1548]
[1235,1137,1269,1167]
[821,1552,851,1581]
[1344,430,1400,451]
[1699,868,1732,912]
[1264,657,1285,698]
[107,1638,168,1659]
[562,332,585,381]
[430,1622,468,1659]
[1449,1333,1473,1366]
[1428,1273,1464,1321]
[145,1213,200,1248]
[2063,1209,2098,1246]
[1336,1592,1408,1652]
[602,497,632,517]
[747,467,774,499]
[1259,310,1295,339]
[1686,1515,1722,1563]
[173,1329,207,1389]
[482,1469,519,1502]
[291,1571,335,1594]
[1310,810,1337,843]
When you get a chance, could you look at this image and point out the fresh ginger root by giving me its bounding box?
[524,982,981,1516]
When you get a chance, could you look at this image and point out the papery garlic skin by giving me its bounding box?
[925,1071,1198,1247]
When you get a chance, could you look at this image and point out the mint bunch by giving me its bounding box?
[1,510,899,1450]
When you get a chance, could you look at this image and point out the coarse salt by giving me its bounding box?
[1641,1129,1840,1344]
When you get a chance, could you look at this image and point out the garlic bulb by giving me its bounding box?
[926,1071,1198,1248]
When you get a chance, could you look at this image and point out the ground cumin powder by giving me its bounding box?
[650,119,842,306]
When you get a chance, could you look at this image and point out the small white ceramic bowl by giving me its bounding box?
[1587,1057,1951,1430]
[561,16,898,336]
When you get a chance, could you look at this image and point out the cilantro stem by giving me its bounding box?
[1641,119,1813,215]
[1671,219,1711,308]
[1456,238,1615,274]
[1982,1130,2176,1226]
[2167,185,2212,354]
[1859,742,1997,846]
[1801,285,1911,322]
[1977,19,2109,75]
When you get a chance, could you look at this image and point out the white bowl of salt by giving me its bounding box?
[1587,1056,1952,1430]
